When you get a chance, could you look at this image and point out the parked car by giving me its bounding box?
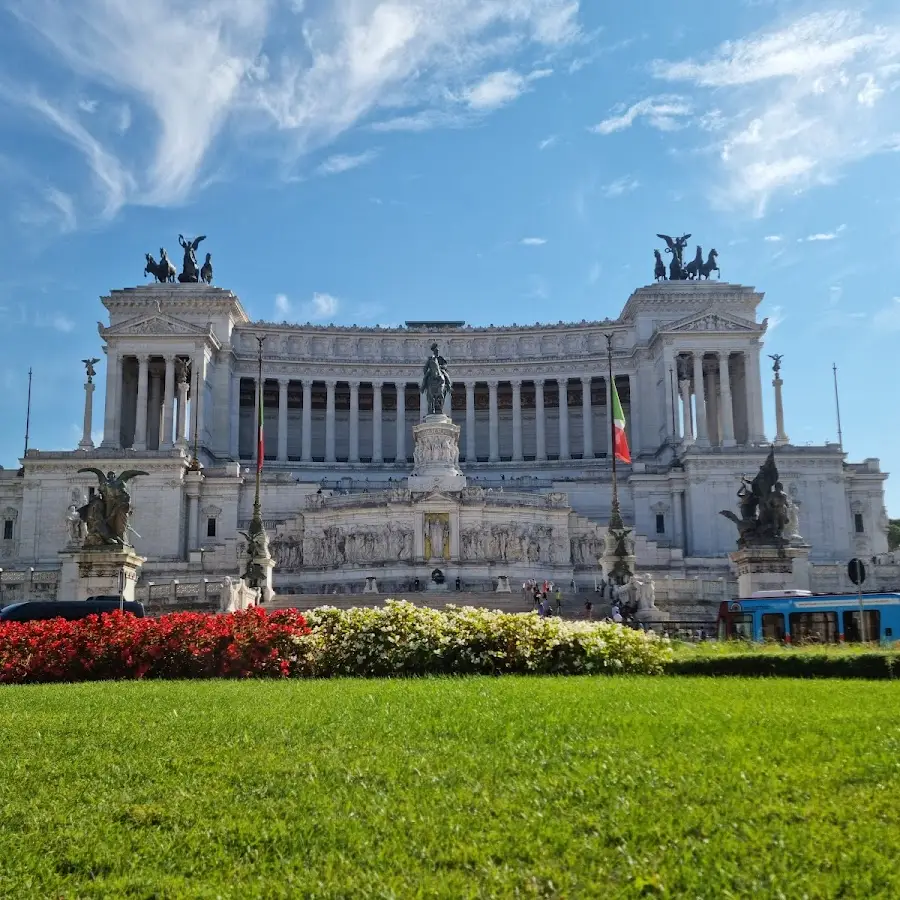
[0,599,146,622]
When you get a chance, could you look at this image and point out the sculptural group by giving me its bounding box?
[144,235,213,284]
[421,343,452,416]
[720,448,795,547]
[76,468,147,548]
[654,233,719,281]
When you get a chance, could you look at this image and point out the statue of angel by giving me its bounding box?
[82,358,101,383]
[76,468,148,547]
[177,234,206,283]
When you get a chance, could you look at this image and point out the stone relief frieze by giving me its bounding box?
[301,522,415,569]
[459,523,566,565]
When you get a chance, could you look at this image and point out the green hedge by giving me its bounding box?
[667,651,900,679]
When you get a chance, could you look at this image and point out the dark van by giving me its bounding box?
[0,599,146,623]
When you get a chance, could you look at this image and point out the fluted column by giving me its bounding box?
[278,378,289,462]
[132,354,150,451]
[705,362,720,446]
[160,355,176,449]
[348,380,360,463]
[746,347,766,443]
[773,369,789,446]
[227,370,239,457]
[692,351,709,446]
[535,379,546,461]
[177,363,190,448]
[101,351,121,448]
[580,377,593,459]
[372,381,383,463]
[558,378,569,461]
[628,373,640,458]
[511,379,523,462]
[301,380,312,462]
[465,382,476,462]
[679,377,694,444]
[193,350,207,453]
[488,380,499,462]
[325,379,336,463]
[395,382,406,462]
[719,351,736,447]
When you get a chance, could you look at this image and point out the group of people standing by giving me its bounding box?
[523,579,562,617]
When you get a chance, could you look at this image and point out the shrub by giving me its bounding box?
[0,601,671,684]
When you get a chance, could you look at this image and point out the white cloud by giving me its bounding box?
[764,234,782,242]
[652,11,900,214]
[18,186,78,233]
[372,110,466,132]
[464,70,527,109]
[538,135,557,150]
[798,224,846,242]
[316,150,379,176]
[763,304,785,332]
[275,292,339,322]
[601,176,640,198]
[520,237,547,246]
[589,95,692,135]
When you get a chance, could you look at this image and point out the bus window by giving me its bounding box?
[842,610,881,643]
[726,613,753,640]
[762,613,785,642]
[789,612,839,644]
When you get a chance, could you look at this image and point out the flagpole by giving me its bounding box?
[253,335,266,522]
[23,367,33,460]
[604,333,621,526]
[832,363,843,451]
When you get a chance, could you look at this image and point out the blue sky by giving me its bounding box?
[1,1,899,509]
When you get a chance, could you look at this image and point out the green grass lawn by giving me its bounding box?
[1,678,899,899]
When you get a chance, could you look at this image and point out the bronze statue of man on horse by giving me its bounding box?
[421,343,452,416]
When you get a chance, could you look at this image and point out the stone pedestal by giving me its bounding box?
[495,575,512,593]
[407,414,466,494]
[78,381,95,450]
[363,576,379,594]
[730,544,812,597]
[601,527,635,586]
[58,547,146,602]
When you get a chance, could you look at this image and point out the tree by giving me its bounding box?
[889,519,900,552]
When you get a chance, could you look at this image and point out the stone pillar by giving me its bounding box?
[679,378,694,444]
[465,382,476,462]
[148,370,163,450]
[278,378,289,462]
[558,378,570,461]
[692,352,709,446]
[535,379,546,461]
[194,350,207,453]
[628,373,640,458]
[177,365,190,448]
[101,351,121,448]
[705,362,720,447]
[348,380,360,463]
[395,382,407,462]
[773,369,789,446]
[662,346,676,443]
[227,367,241,459]
[372,381,383,463]
[185,469,203,554]
[580,377,593,459]
[325,379,336,463]
[673,489,685,551]
[78,378,95,451]
[301,380,313,462]
[419,386,427,422]
[746,348,766,443]
[511,379,523,462]
[161,355,176,449]
[132,354,150,451]
[719,351,736,447]
[488,380,499,462]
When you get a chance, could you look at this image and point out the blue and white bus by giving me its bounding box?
[716,591,900,644]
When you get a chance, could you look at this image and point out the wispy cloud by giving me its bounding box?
[763,234,782,242]
[589,95,692,134]
[798,224,846,242]
[316,150,379,177]
[764,304,785,332]
[18,186,77,233]
[275,292,340,323]
[651,11,900,214]
[520,237,547,246]
[538,135,557,150]
[601,176,640,198]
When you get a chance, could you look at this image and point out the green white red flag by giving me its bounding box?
[611,378,631,464]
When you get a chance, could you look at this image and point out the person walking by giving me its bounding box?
[554,588,562,616]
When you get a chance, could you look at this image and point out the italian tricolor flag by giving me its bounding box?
[611,379,631,464]
[256,385,265,473]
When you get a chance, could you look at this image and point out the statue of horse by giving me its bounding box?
[653,249,666,281]
[421,345,452,416]
[143,249,176,283]
[684,245,703,280]
[700,249,719,279]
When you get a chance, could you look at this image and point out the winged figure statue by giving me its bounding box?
[77,468,148,547]
[178,234,207,283]
[81,358,101,383]
[655,233,691,280]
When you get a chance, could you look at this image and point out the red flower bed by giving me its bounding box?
[0,608,311,684]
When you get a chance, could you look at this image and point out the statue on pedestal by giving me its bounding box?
[76,469,148,548]
[143,248,177,283]
[720,448,790,548]
[421,343,452,416]
[653,233,720,281]
[177,234,206,283]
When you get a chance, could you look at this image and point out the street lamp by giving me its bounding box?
[172,579,179,614]
[147,582,155,615]
[198,547,208,576]
[28,567,34,600]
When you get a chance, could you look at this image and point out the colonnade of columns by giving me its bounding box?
[233,375,638,465]
[675,349,764,448]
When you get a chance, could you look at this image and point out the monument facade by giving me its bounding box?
[0,237,892,605]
